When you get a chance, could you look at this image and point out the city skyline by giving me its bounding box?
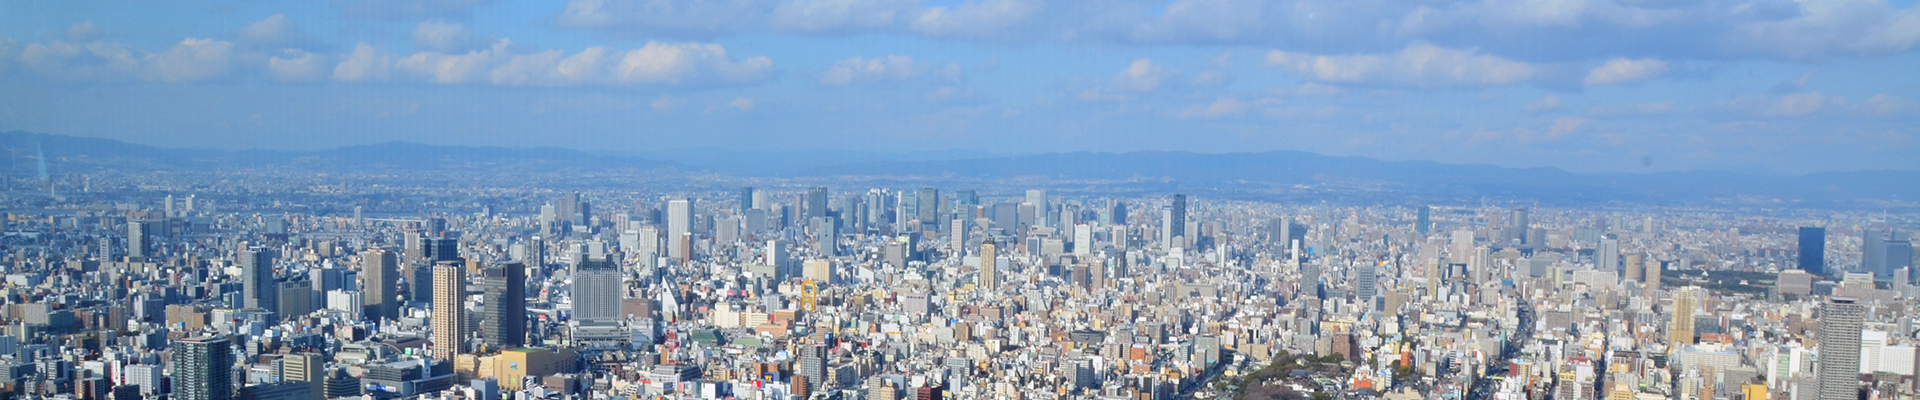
[3,0,1919,173]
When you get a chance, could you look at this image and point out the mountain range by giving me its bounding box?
[3,131,1913,208]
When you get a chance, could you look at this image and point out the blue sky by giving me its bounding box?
[1,0,1917,173]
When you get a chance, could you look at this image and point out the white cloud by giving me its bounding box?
[820,55,922,85]
[611,42,773,85]
[558,0,773,34]
[1545,117,1589,139]
[1177,97,1248,119]
[1586,101,1675,117]
[909,0,1044,40]
[65,21,99,42]
[1523,95,1563,113]
[769,0,915,33]
[1113,58,1175,92]
[332,43,394,82]
[1264,43,1537,88]
[652,95,684,111]
[148,38,236,82]
[333,0,494,21]
[1720,92,1846,118]
[237,14,319,50]
[729,97,757,111]
[268,50,330,83]
[18,40,142,82]
[1583,57,1667,86]
[396,40,510,84]
[413,21,484,52]
[1863,94,1920,117]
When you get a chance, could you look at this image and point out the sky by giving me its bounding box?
[1,0,1917,174]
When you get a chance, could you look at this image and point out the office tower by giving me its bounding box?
[812,217,837,255]
[1110,200,1128,225]
[917,188,940,231]
[1866,232,1887,276]
[739,187,754,214]
[1885,235,1914,278]
[1599,235,1621,274]
[1416,206,1431,236]
[282,353,324,400]
[1646,259,1665,291]
[1820,298,1865,400]
[1026,189,1048,227]
[1510,206,1530,245]
[242,249,276,312]
[957,190,978,206]
[573,255,622,323]
[1450,230,1473,262]
[431,260,467,358]
[1169,194,1186,245]
[362,248,398,322]
[174,336,233,400]
[952,219,969,255]
[1624,253,1645,283]
[807,187,828,220]
[1160,207,1176,251]
[1670,287,1699,346]
[667,199,694,261]
[1356,263,1378,301]
[481,262,527,348]
[354,206,364,228]
[1073,224,1093,256]
[980,243,998,291]
[127,221,150,259]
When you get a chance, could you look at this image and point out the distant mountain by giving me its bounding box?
[0,131,677,172]
[799,151,1920,207]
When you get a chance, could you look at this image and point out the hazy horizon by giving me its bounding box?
[3,0,1918,174]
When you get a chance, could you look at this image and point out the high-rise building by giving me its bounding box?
[174,336,233,400]
[241,249,276,313]
[1819,298,1865,400]
[362,248,398,322]
[1599,235,1621,274]
[1355,263,1378,301]
[1026,190,1048,228]
[1169,194,1187,246]
[1510,206,1530,245]
[281,353,324,400]
[667,199,694,261]
[481,262,527,349]
[431,260,467,358]
[1416,206,1431,236]
[917,188,940,231]
[1670,287,1699,346]
[127,221,151,259]
[1624,253,1645,283]
[572,255,623,323]
[980,243,998,291]
[1866,232,1887,276]
[807,187,828,220]
[739,187,754,214]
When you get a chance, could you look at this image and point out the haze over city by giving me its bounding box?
[3,0,1919,173]
[1,3,1919,400]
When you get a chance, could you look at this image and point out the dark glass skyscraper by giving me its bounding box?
[1799,226,1825,276]
[363,248,398,322]
[1170,194,1187,241]
[481,262,527,348]
[174,336,233,400]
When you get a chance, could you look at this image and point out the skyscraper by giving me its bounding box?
[1819,298,1865,400]
[1797,226,1827,276]
[431,260,467,358]
[916,188,940,231]
[1510,206,1530,245]
[572,254,623,323]
[174,336,233,400]
[1599,235,1621,274]
[807,187,828,220]
[127,221,151,260]
[241,249,276,313]
[739,187,754,214]
[980,242,997,291]
[1026,189,1048,228]
[362,248,398,322]
[1169,194,1187,247]
[667,199,694,261]
[1355,263,1378,301]
[1670,287,1699,346]
[481,262,527,349]
[1416,206,1431,236]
